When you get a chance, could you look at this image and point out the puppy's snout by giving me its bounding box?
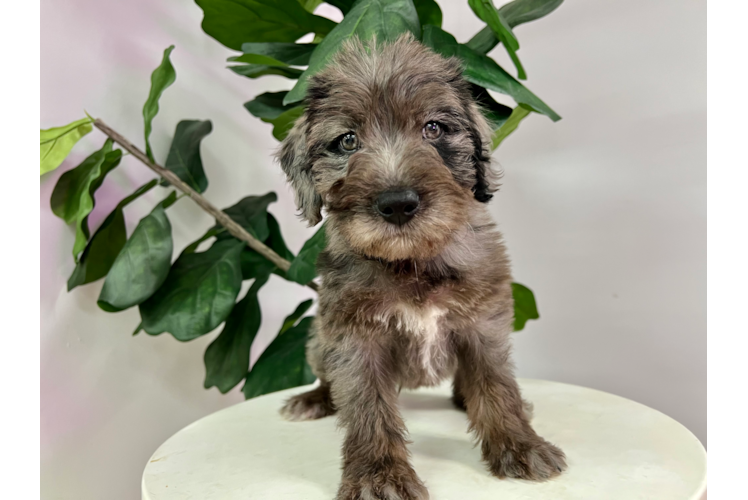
[375,189,420,226]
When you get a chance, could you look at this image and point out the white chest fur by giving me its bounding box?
[395,304,449,383]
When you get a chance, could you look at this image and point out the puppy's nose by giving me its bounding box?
[375,189,420,226]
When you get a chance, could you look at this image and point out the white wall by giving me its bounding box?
[40,0,706,498]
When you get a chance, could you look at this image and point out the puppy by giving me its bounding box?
[277,34,566,500]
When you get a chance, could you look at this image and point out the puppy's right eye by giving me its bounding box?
[335,132,359,154]
[423,121,443,140]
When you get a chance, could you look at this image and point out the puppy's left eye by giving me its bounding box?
[423,121,443,140]
[337,132,359,153]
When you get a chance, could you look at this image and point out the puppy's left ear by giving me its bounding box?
[465,103,498,203]
[277,114,323,226]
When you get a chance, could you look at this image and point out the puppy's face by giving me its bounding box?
[279,35,495,261]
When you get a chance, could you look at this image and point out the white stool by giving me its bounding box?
[142,379,707,499]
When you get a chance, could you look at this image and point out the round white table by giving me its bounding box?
[142,379,707,500]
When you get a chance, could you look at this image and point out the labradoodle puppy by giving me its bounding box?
[277,34,566,500]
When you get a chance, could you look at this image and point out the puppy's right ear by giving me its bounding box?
[277,114,323,226]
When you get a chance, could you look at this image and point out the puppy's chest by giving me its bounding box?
[387,303,454,386]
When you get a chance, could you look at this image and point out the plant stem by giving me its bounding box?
[94,119,318,293]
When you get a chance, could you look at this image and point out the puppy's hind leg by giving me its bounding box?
[280,381,336,421]
[451,366,467,411]
[280,329,336,421]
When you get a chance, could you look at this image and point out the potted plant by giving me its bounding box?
[40,0,562,399]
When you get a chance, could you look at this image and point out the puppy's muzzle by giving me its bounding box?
[375,188,420,226]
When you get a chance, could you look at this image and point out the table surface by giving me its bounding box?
[142,379,707,500]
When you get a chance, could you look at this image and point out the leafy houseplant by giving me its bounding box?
[41,0,562,399]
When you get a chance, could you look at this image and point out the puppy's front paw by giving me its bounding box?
[336,462,429,500]
[484,435,567,481]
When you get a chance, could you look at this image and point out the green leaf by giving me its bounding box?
[98,204,173,312]
[422,26,560,122]
[204,272,271,393]
[265,213,295,262]
[299,0,323,12]
[280,299,313,334]
[239,248,279,280]
[468,0,525,79]
[68,179,159,291]
[40,117,93,175]
[284,0,421,105]
[50,140,122,260]
[157,190,179,210]
[492,104,532,149]
[69,207,126,290]
[237,212,295,279]
[326,0,355,14]
[217,192,278,241]
[466,24,499,55]
[244,91,297,120]
[143,46,176,163]
[501,0,564,27]
[163,120,212,193]
[238,213,295,280]
[414,0,442,29]
[242,316,317,399]
[228,64,304,80]
[181,226,227,256]
[512,282,539,331]
[286,222,326,284]
[195,0,336,51]
[466,0,564,54]
[471,84,513,130]
[139,239,245,341]
[263,106,305,141]
[202,209,292,281]
[230,43,317,66]
[50,140,112,224]
[244,93,305,140]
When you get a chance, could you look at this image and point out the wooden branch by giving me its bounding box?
[94,119,318,292]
